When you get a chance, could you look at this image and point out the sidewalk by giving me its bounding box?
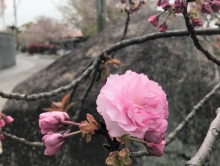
[0,54,56,110]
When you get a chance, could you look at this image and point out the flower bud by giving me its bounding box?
[5,116,14,123]
[158,22,168,32]
[144,120,168,144]
[39,111,70,134]
[0,119,5,127]
[146,140,166,157]
[201,2,213,14]
[192,18,203,27]
[148,15,159,27]
[211,0,220,13]
[42,132,64,155]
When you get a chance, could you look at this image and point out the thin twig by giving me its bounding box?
[185,108,220,166]
[68,83,79,104]
[120,10,130,41]
[0,131,43,147]
[129,150,151,157]
[183,8,220,66]
[1,28,220,100]
[80,67,99,106]
[165,82,220,146]
[111,10,130,58]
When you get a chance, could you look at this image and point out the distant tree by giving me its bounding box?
[21,16,70,44]
[57,0,155,37]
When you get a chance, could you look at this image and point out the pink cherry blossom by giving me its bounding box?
[148,15,159,27]
[39,111,70,134]
[96,70,168,138]
[144,119,168,144]
[42,132,64,155]
[146,140,166,157]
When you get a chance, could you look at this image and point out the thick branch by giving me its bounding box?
[166,82,220,146]
[0,131,43,147]
[0,57,101,101]
[183,9,220,66]
[1,28,220,100]
[185,108,220,166]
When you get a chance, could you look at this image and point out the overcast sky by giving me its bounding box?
[1,0,66,29]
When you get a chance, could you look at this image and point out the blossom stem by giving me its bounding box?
[157,11,166,17]
[164,13,170,22]
[60,120,80,126]
[129,137,146,144]
[63,130,82,138]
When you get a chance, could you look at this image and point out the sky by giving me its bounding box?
[1,0,67,30]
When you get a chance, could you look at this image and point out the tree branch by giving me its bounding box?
[120,10,130,41]
[130,82,220,157]
[0,131,43,147]
[111,10,130,58]
[165,82,220,146]
[185,108,220,166]
[1,28,220,100]
[183,8,220,66]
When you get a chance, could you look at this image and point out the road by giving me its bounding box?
[0,54,56,110]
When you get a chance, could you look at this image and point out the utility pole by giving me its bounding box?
[0,0,5,30]
[13,0,18,49]
[96,0,106,33]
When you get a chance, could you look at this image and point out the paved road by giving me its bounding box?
[0,54,56,110]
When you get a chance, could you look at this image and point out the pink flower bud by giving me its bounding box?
[42,132,64,155]
[148,15,160,27]
[201,2,213,14]
[146,140,166,157]
[211,0,220,13]
[5,116,14,123]
[0,119,5,127]
[158,22,168,32]
[39,112,70,134]
[144,120,168,144]
[192,18,203,27]
[0,134,4,141]
[161,0,171,10]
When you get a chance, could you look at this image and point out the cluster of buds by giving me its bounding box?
[119,0,146,14]
[188,0,220,27]
[148,0,187,32]
[0,113,14,141]
[105,134,166,166]
[39,111,99,155]
[148,0,220,32]
[201,0,220,14]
